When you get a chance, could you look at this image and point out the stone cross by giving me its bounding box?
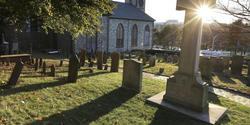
[8,60,24,86]
[68,54,80,83]
[164,0,216,112]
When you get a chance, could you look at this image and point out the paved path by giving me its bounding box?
[143,72,250,107]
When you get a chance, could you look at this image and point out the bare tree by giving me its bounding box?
[218,0,250,22]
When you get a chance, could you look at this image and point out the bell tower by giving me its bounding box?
[125,0,145,12]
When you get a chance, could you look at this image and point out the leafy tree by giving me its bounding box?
[0,0,115,38]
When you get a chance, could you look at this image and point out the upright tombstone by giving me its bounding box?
[97,51,103,70]
[122,59,143,92]
[68,54,80,83]
[42,61,46,75]
[103,53,108,64]
[149,56,156,67]
[231,55,244,75]
[222,57,230,70]
[199,56,212,79]
[8,60,24,86]
[111,52,120,72]
[147,1,227,124]
[79,49,86,67]
[50,64,55,77]
[58,60,63,67]
[248,62,250,81]
[39,58,43,68]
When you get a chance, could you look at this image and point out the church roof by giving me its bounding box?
[109,2,155,22]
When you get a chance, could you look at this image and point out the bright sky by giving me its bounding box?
[113,0,236,24]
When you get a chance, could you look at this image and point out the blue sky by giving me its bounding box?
[113,0,235,24]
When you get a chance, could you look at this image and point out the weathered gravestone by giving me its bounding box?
[39,58,43,68]
[97,51,103,70]
[34,58,39,71]
[147,1,226,124]
[59,60,63,67]
[199,56,212,79]
[122,59,142,92]
[149,56,156,67]
[42,61,46,75]
[248,62,250,81]
[68,54,80,83]
[111,52,120,72]
[231,55,244,75]
[80,49,86,67]
[142,57,147,65]
[214,58,224,73]
[50,64,55,77]
[8,60,24,86]
[103,53,108,64]
[222,57,230,70]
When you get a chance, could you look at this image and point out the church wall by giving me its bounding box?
[109,18,153,53]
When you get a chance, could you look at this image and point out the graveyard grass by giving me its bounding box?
[0,59,250,124]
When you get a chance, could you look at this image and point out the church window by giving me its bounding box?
[131,24,138,47]
[144,25,150,46]
[116,23,124,48]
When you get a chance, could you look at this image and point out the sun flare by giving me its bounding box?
[197,5,213,22]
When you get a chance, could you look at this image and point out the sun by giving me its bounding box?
[197,5,213,22]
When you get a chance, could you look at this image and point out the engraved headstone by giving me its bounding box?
[111,52,120,72]
[149,56,156,67]
[8,60,24,86]
[39,58,43,68]
[42,61,46,75]
[68,54,80,83]
[122,59,143,92]
[231,55,244,75]
[50,64,55,77]
[97,51,103,70]
[80,49,86,67]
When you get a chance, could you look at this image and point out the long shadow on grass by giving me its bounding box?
[150,93,230,125]
[30,88,137,125]
[215,73,236,85]
[0,78,68,96]
[78,71,111,78]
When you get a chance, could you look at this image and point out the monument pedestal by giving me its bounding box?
[163,72,208,112]
[147,91,227,125]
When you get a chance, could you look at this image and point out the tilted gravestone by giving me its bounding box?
[97,51,103,70]
[42,61,46,75]
[111,52,120,72]
[8,60,24,86]
[68,54,80,83]
[199,56,212,79]
[149,56,156,67]
[147,1,226,124]
[80,49,86,67]
[50,64,55,77]
[122,59,142,92]
[231,55,244,75]
[39,58,43,68]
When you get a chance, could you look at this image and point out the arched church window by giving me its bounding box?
[116,23,124,48]
[144,25,150,46]
[131,24,138,47]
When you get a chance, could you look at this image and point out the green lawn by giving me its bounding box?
[143,62,179,76]
[0,59,250,125]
